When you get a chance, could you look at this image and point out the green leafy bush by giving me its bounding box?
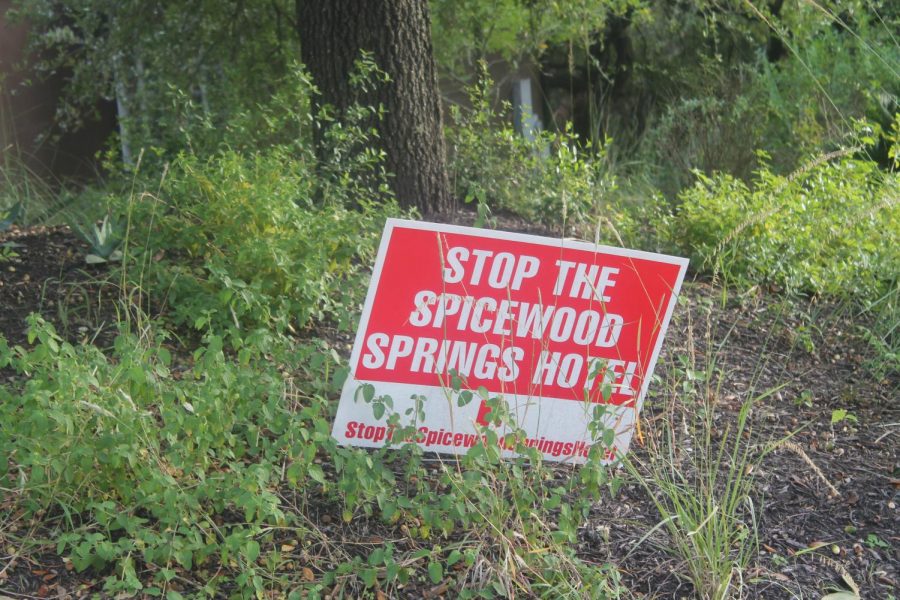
[628,2,898,196]
[640,88,763,198]
[672,146,899,371]
[0,315,627,596]
[324,378,626,598]
[0,317,333,596]
[124,146,402,336]
[754,7,899,168]
[431,0,640,80]
[96,56,408,338]
[12,0,299,161]
[674,151,898,302]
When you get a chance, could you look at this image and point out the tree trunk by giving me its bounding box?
[296,0,451,215]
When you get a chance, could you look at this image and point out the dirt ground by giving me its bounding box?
[590,278,899,598]
[1,223,897,599]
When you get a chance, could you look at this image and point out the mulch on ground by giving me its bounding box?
[0,225,122,350]
[585,280,899,598]
[1,223,897,599]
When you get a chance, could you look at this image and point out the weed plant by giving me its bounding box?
[0,154,62,227]
[97,59,405,339]
[626,384,770,600]
[0,314,629,597]
[2,13,895,598]
[312,377,628,597]
[0,64,411,595]
[446,66,638,243]
[0,316,329,596]
[121,147,402,338]
[622,296,788,600]
[676,143,898,301]
[1,63,631,597]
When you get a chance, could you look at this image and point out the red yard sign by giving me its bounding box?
[332,219,688,463]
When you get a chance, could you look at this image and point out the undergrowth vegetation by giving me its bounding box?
[447,69,624,234]
[0,314,626,597]
[127,148,402,336]
[1,1,899,598]
[676,149,898,301]
[672,144,899,373]
[1,66,630,597]
[1,318,314,595]
[448,78,899,371]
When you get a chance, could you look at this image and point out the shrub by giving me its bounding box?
[124,146,402,337]
[0,316,332,596]
[631,1,898,197]
[674,149,899,303]
[0,316,627,596]
[98,56,410,338]
[672,143,899,372]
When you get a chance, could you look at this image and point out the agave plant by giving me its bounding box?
[73,214,124,263]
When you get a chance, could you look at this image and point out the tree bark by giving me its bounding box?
[296,0,451,215]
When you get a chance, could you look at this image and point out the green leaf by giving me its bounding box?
[85,254,108,264]
[602,428,616,449]
[174,549,193,569]
[368,548,384,566]
[446,549,462,566]
[361,567,377,587]
[245,539,260,563]
[308,464,327,485]
[286,462,304,486]
[373,401,385,420]
[357,383,375,403]
[831,409,851,424]
[427,560,443,584]
[457,390,473,407]
[601,382,613,402]
[450,371,462,391]
[129,365,147,384]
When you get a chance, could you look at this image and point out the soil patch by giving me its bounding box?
[584,280,899,598]
[0,225,121,350]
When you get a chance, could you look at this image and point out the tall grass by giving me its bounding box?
[0,155,61,228]
[625,396,768,599]
[622,296,791,600]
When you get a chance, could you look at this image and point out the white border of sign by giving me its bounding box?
[332,218,689,463]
